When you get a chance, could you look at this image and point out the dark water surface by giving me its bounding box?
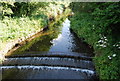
[10,18,93,56]
[1,18,97,80]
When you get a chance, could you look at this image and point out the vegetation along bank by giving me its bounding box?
[69,2,120,80]
[1,1,120,80]
[0,2,70,61]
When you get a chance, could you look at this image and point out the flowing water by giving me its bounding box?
[1,18,98,80]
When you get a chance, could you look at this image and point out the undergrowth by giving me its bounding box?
[70,2,120,80]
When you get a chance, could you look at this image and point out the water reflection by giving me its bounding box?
[12,18,93,56]
[2,18,97,80]
[49,19,74,52]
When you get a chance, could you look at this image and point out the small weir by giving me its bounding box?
[2,53,96,79]
[1,19,98,80]
[2,53,94,70]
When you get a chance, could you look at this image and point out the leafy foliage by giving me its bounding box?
[70,2,120,79]
[0,2,48,17]
[0,2,70,51]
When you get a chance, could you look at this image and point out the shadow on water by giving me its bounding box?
[2,18,98,80]
[11,18,94,56]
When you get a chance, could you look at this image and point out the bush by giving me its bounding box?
[0,2,49,17]
[70,2,120,79]
[0,2,70,51]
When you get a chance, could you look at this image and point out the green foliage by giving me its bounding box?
[12,2,48,17]
[0,2,69,18]
[0,2,49,17]
[69,2,96,13]
[12,18,66,55]
[70,2,120,80]
[0,2,70,51]
[92,3,120,35]
[0,16,44,43]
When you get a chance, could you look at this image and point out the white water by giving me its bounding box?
[1,65,95,76]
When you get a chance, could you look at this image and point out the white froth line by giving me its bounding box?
[1,65,95,75]
[4,57,92,64]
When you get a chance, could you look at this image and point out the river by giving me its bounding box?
[1,18,98,80]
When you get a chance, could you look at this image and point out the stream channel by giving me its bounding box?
[1,18,98,80]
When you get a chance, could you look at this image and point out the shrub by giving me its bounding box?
[70,2,120,79]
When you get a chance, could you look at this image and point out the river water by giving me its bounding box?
[49,19,93,55]
[1,18,97,80]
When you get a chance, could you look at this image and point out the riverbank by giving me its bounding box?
[69,2,120,80]
[0,2,70,62]
[6,8,71,57]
